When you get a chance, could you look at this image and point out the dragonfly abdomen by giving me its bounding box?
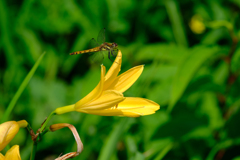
[70,47,99,55]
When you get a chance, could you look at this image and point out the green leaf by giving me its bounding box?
[199,92,224,129]
[168,45,219,112]
[225,109,240,139]
[144,138,172,160]
[231,47,240,73]
[152,108,208,140]
[134,152,145,160]
[233,157,240,160]
[164,0,188,47]
[98,118,134,160]
[1,52,46,123]
[154,142,174,160]
[135,43,189,64]
[201,28,228,45]
[206,138,240,160]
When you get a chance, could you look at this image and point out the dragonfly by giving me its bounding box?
[70,28,118,63]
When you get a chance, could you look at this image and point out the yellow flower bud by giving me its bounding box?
[0,120,27,151]
[189,15,205,34]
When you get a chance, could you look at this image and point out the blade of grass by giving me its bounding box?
[1,52,46,123]
[168,46,219,113]
[165,0,188,47]
[98,118,134,160]
[0,0,18,65]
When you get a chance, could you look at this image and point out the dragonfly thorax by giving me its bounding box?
[100,42,118,51]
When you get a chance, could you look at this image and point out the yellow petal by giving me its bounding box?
[104,65,144,93]
[117,97,160,117]
[104,50,122,88]
[79,109,124,116]
[76,90,125,110]
[75,65,106,107]
[80,97,160,117]
[5,145,21,160]
[117,97,159,109]
[0,153,5,160]
[0,121,19,151]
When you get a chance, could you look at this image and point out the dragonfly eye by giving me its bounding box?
[113,42,118,48]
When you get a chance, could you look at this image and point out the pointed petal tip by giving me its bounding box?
[4,145,21,160]
[107,65,144,93]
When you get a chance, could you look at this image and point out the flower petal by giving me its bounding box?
[5,145,21,160]
[80,97,160,117]
[104,50,122,88]
[104,65,144,93]
[0,153,5,160]
[117,97,160,117]
[77,90,125,110]
[79,109,124,116]
[75,65,106,107]
[0,121,19,151]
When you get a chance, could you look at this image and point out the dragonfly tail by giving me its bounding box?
[69,51,85,55]
[69,48,98,55]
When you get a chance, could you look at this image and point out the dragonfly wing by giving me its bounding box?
[97,28,105,44]
[89,38,100,48]
[89,51,106,65]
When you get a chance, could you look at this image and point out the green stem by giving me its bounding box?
[30,141,38,160]
[26,123,33,133]
[40,111,56,133]
[41,128,50,136]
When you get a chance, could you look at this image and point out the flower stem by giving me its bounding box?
[30,141,38,160]
[54,104,75,115]
[40,111,56,133]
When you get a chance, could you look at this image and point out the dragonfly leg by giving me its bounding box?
[109,50,120,64]
[111,50,115,56]
[108,51,114,62]
[113,49,121,57]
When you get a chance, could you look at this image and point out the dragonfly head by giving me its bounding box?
[112,42,118,49]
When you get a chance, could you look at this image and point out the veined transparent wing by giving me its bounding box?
[88,38,105,64]
[89,50,108,65]
[89,38,100,48]
[97,28,105,44]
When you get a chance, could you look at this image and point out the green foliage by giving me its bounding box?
[1,52,45,123]
[1,0,240,159]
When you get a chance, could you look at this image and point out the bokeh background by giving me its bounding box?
[1,0,240,159]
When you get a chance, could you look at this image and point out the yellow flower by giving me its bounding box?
[0,145,21,160]
[55,50,160,117]
[189,15,206,34]
[0,120,28,151]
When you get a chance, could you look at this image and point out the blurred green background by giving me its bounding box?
[1,0,240,159]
